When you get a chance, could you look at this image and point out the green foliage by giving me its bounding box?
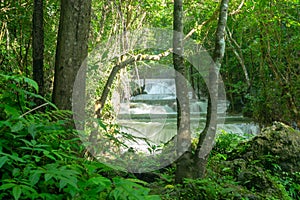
[151,128,299,199]
[0,1,32,73]
[213,130,250,155]
[178,176,243,200]
[210,127,300,200]
[0,74,160,199]
[152,168,245,200]
[222,0,300,125]
[109,177,160,200]
[1,0,300,199]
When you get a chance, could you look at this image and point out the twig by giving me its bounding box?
[229,0,245,15]
[19,103,49,118]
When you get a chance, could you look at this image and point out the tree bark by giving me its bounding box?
[194,0,229,179]
[32,0,44,97]
[173,0,193,184]
[52,0,91,112]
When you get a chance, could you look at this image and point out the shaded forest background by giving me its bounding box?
[1,0,299,125]
[0,0,299,199]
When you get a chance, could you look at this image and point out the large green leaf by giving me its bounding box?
[29,171,42,186]
[0,156,8,168]
[11,121,24,132]
[23,77,39,93]
[12,185,22,200]
[0,183,15,190]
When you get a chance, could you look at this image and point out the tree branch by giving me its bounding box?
[184,8,219,41]
[95,49,172,118]
[229,0,245,15]
[226,27,250,87]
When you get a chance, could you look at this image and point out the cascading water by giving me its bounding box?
[115,78,260,154]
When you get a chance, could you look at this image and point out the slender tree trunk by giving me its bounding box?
[32,0,44,97]
[226,27,250,87]
[52,0,91,112]
[194,0,229,178]
[173,0,193,184]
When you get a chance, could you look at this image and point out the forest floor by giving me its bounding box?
[149,122,300,200]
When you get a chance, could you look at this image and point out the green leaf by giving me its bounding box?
[59,177,78,189]
[45,174,53,182]
[34,156,41,162]
[144,195,161,200]
[43,151,56,161]
[12,168,20,177]
[51,151,63,160]
[111,177,154,199]
[126,178,148,186]
[21,90,58,109]
[88,176,111,185]
[87,176,112,191]
[0,152,26,163]
[4,105,20,117]
[11,121,24,132]
[28,124,37,139]
[18,185,38,196]
[59,179,67,189]
[30,172,41,186]
[31,140,37,146]
[0,183,15,190]
[12,185,22,200]
[24,77,39,92]
[12,153,25,163]
[98,119,107,131]
[0,156,8,168]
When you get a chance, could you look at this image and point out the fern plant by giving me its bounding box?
[0,73,161,200]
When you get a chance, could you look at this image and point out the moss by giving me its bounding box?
[208,122,300,199]
[228,122,300,173]
[152,122,300,199]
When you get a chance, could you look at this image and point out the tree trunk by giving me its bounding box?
[194,0,229,179]
[226,27,250,87]
[52,0,91,112]
[173,0,193,184]
[32,0,44,97]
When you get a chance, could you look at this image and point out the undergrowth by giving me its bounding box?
[1,73,299,200]
[150,129,300,200]
[0,73,160,200]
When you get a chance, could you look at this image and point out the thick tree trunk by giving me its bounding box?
[173,0,193,184]
[194,0,229,179]
[52,0,91,112]
[32,0,44,97]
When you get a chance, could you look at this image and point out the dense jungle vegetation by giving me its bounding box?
[0,0,299,199]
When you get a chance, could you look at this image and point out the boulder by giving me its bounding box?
[216,122,300,199]
[229,121,300,173]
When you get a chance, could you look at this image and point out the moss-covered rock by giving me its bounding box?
[210,122,300,199]
[229,121,300,173]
